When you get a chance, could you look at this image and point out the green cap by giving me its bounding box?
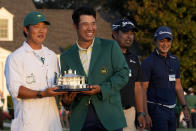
[24,11,50,27]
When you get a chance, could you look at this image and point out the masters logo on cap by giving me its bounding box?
[24,11,50,27]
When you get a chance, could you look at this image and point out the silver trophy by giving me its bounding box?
[55,69,89,91]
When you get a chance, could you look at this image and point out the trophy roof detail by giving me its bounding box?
[63,69,84,78]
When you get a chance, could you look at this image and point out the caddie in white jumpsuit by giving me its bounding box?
[4,11,64,131]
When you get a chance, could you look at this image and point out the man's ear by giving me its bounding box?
[24,27,28,35]
[112,31,118,39]
[154,39,158,47]
[73,23,77,31]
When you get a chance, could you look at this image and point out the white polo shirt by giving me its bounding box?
[4,41,62,131]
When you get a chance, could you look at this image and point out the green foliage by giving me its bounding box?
[33,0,104,9]
[7,96,13,110]
[108,0,196,89]
[7,96,14,119]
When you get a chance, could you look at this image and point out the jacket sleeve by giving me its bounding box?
[99,42,129,100]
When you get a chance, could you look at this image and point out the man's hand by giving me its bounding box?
[62,92,77,105]
[81,85,101,95]
[145,114,152,130]
[42,87,65,97]
[18,86,65,99]
[137,115,146,131]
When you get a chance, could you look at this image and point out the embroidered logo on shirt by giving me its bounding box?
[130,59,136,63]
[100,67,108,74]
[169,56,176,59]
[26,73,36,84]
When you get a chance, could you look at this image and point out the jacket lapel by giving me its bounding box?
[71,44,86,76]
[88,37,102,76]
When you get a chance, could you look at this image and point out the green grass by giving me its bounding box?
[0,128,195,131]
[0,127,10,131]
[0,127,195,131]
[177,129,196,131]
[137,128,196,131]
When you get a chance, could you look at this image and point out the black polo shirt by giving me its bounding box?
[120,49,143,109]
[141,49,181,105]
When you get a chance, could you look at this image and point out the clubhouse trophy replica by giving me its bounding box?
[54,69,90,92]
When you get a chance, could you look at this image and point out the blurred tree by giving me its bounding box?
[106,0,196,90]
[33,0,103,9]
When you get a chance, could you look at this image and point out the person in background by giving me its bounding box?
[188,87,194,96]
[59,100,70,129]
[141,26,191,131]
[61,6,129,131]
[186,87,196,128]
[112,18,146,131]
[4,11,64,131]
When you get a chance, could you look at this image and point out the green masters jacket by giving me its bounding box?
[60,37,129,131]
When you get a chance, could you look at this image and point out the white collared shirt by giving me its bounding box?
[77,39,94,75]
[4,41,62,131]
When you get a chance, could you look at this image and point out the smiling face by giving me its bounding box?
[155,38,172,57]
[113,30,134,53]
[76,15,96,45]
[24,22,47,46]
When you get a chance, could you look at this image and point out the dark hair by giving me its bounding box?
[23,25,29,38]
[72,6,96,28]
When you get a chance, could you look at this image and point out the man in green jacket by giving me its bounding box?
[61,6,129,131]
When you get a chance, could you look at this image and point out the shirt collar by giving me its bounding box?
[23,41,51,55]
[124,49,132,55]
[154,48,171,59]
[76,38,95,51]
[23,41,43,52]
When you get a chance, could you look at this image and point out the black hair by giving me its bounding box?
[23,25,29,38]
[72,6,96,28]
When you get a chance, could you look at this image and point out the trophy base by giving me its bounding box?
[54,85,91,92]
[55,88,91,92]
